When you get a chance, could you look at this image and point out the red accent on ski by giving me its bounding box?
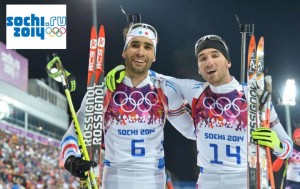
[95,25,105,84]
[256,37,264,82]
[88,26,97,86]
[247,35,257,81]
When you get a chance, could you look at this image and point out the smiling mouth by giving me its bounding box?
[207,70,216,74]
[133,59,146,64]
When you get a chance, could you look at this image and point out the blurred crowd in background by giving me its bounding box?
[0,129,80,189]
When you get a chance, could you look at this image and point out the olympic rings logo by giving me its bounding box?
[45,27,66,37]
[113,91,159,113]
[203,97,247,118]
[291,152,300,160]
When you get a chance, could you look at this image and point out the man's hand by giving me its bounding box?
[106,65,126,92]
[64,156,97,179]
[252,128,282,152]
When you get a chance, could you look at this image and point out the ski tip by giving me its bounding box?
[259,36,264,41]
[249,35,256,46]
[258,37,264,47]
[257,37,264,51]
[99,25,105,37]
[247,35,256,64]
[91,26,97,38]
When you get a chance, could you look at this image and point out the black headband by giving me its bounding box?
[195,40,231,62]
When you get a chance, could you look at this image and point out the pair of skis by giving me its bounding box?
[247,35,275,189]
[81,25,106,189]
[46,25,105,189]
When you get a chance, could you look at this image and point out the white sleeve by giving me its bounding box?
[157,74,201,106]
[61,94,87,162]
[269,102,279,123]
[270,103,293,159]
[163,79,196,140]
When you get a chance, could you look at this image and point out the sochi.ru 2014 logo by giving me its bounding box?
[6,5,67,49]
[6,14,66,40]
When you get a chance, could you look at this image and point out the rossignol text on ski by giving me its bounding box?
[247,35,275,189]
[83,25,105,189]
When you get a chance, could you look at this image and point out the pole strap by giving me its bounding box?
[46,56,76,92]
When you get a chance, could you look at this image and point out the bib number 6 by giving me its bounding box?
[131,139,145,157]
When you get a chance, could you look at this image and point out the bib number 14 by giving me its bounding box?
[209,143,241,164]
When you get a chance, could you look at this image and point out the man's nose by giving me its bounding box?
[136,46,146,56]
[205,56,214,66]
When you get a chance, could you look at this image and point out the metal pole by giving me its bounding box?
[25,112,28,130]
[285,104,292,138]
[235,15,254,83]
[239,24,254,83]
[240,32,247,83]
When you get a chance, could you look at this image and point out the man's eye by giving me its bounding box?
[145,45,153,50]
[212,54,220,58]
[131,43,139,48]
[199,57,206,62]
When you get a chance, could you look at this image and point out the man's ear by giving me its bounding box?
[122,51,126,59]
[227,60,231,68]
[152,57,156,62]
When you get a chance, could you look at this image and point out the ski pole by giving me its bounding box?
[263,75,275,189]
[280,159,288,189]
[46,55,99,189]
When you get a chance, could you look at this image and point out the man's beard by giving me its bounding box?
[126,57,151,75]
